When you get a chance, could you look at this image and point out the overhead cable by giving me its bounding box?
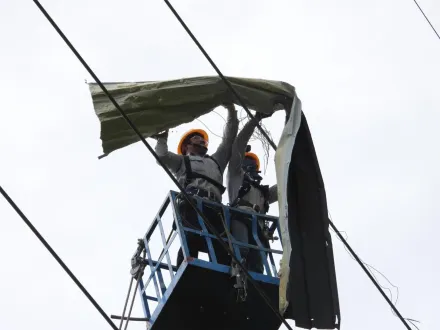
[412,0,440,40]
[0,185,119,330]
[162,0,279,151]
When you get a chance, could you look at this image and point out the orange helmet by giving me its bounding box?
[244,152,260,171]
[177,129,209,155]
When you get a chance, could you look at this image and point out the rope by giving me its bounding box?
[123,270,143,330]
[118,277,135,330]
[32,2,293,329]
[0,185,119,330]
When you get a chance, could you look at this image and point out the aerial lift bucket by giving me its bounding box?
[117,191,284,330]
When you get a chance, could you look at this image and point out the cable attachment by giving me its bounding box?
[130,239,146,279]
[230,259,248,302]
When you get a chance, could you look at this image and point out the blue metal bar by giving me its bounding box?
[251,214,272,276]
[156,216,174,279]
[268,247,278,275]
[179,191,277,221]
[196,199,218,263]
[142,237,162,301]
[138,280,151,319]
[144,259,178,272]
[145,195,171,241]
[156,267,167,296]
[146,262,189,325]
[141,232,178,294]
[181,226,282,254]
[169,191,191,261]
[144,295,159,302]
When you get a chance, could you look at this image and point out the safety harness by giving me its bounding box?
[230,171,270,214]
[183,155,226,196]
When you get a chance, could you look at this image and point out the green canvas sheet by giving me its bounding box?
[88,76,295,156]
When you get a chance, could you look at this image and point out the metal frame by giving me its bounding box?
[136,190,283,325]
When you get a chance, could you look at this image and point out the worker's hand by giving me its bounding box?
[151,130,169,140]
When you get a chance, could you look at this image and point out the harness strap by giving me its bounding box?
[183,156,226,194]
[230,179,251,207]
[231,174,270,213]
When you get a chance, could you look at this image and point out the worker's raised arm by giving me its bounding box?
[153,130,184,175]
[229,115,261,176]
[268,184,278,204]
[226,115,260,203]
[211,104,239,173]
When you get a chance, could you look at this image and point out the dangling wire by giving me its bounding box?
[250,118,272,175]
[195,118,223,139]
[212,110,227,123]
[407,319,421,330]
[237,109,272,175]
[335,230,399,306]
[197,107,272,175]
[330,215,421,329]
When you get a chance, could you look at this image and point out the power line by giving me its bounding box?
[162,0,279,151]
[0,185,119,330]
[32,1,293,329]
[329,222,412,330]
[332,229,400,308]
[162,2,417,329]
[412,0,440,40]
[330,224,420,328]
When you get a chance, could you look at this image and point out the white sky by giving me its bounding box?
[1,0,439,329]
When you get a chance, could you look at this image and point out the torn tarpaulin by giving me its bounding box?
[275,95,340,329]
[88,76,294,156]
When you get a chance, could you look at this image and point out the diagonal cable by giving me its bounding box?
[0,185,119,330]
[32,1,293,329]
[412,0,440,40]
[329,222,412,330]
[162,0,278,150]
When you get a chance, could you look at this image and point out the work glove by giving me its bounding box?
[150,130,169,140]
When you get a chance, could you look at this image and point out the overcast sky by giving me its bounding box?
[1,0,439,329]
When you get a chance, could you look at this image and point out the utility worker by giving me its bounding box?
[152,104,238,268]
[227,112,277,273]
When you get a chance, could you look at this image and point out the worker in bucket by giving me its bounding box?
[227,112,278,274]
[152,103,238,268]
